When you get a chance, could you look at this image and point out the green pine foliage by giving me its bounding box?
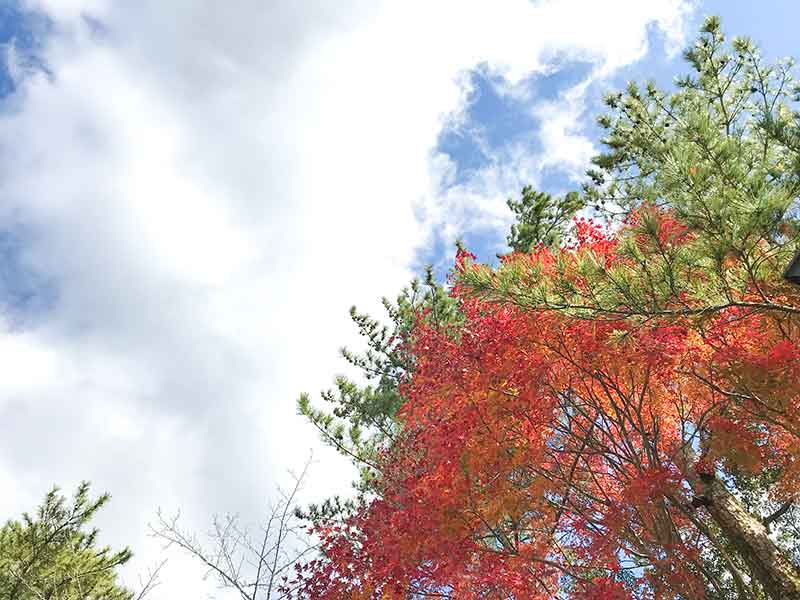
[298,269,461,494]
[460,16,800,322]
[506,186,585,252]
[0,483,133,600]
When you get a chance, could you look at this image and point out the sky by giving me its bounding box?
[0,1,796,597]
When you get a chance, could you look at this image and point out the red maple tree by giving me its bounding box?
[293,212,800,599]
[292,17,800,598]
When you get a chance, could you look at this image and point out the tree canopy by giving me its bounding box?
[0,482,133,600]
[295,17,800,600]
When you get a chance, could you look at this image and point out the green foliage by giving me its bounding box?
[506,186,585,252]
[593,15,800,231]
[461,16,800,323]
[0,482,132,600]
[298,268,462,493]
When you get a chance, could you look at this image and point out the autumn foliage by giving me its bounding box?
[294,211,800,598]
[294,17,800,599]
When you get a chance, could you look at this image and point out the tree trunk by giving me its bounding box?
[693,474,800,600]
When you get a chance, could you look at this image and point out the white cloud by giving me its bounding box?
[532,78,598,178]
[0,0,694,595]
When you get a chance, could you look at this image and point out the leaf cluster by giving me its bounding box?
[297,270,462,493]
[0,482,132,600]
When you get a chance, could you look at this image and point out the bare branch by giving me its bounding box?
[150,455,316,599]
[133,559,167,600]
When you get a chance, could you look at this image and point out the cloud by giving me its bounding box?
[420,0,697,262]
[0,0,694,595]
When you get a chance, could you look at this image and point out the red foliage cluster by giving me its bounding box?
[294,213,800,599]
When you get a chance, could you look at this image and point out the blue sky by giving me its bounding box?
[0,4,27,96]
[0,1,795,596]
[423,1,800,272]
[0,3,48,96]
[0,3,51,322]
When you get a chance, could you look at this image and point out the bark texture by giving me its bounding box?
[696,475,800,600]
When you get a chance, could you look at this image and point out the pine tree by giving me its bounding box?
[462,16,800,321]
[506,187,585,252]
[0,483,133,600]
[297,268,462,496]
